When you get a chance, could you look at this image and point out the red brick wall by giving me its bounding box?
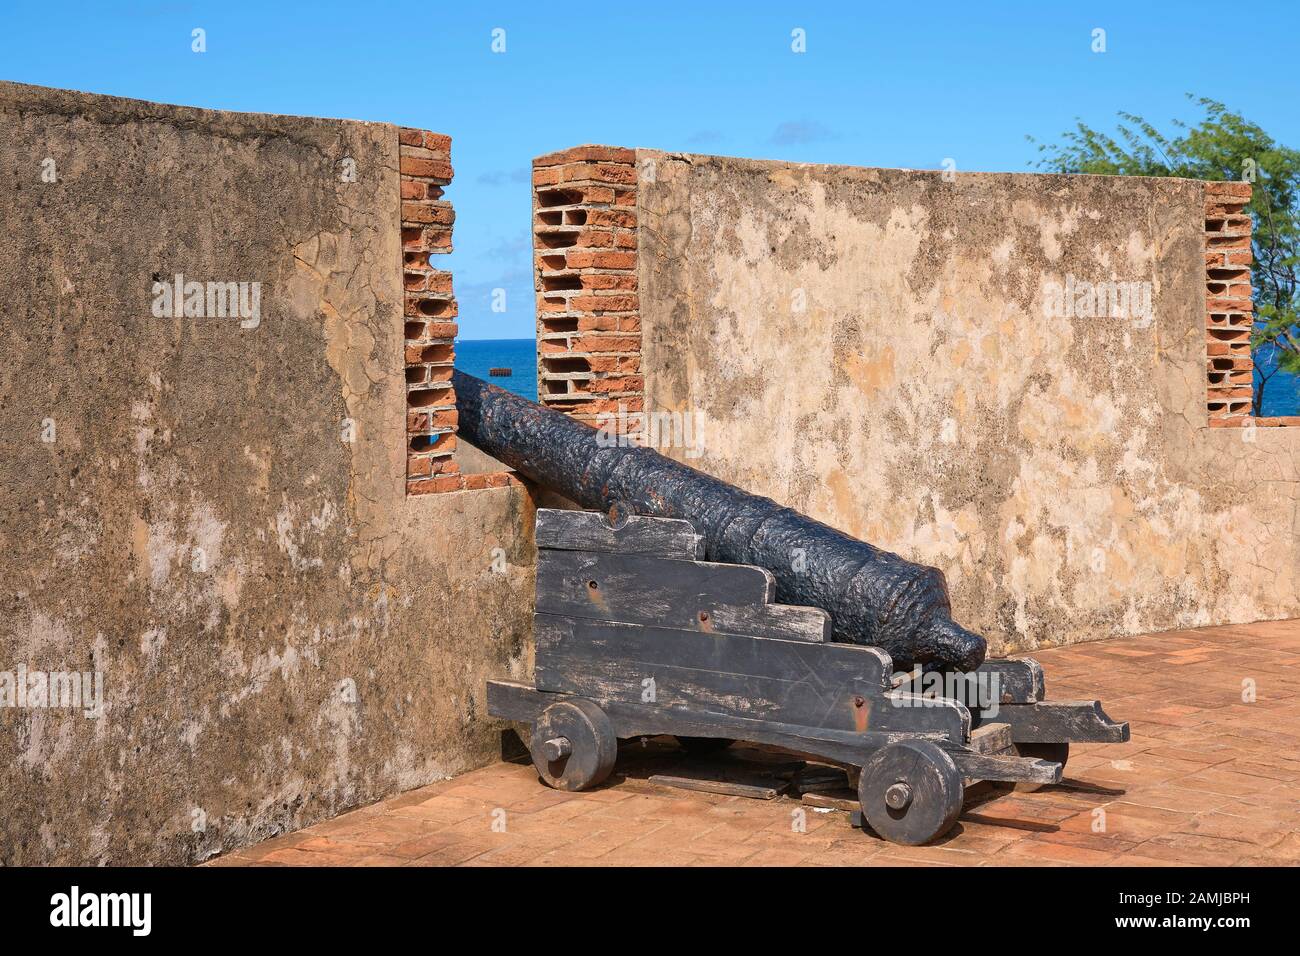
[400,127,514,493]
[1203,180,1300,428]
[533,146,643,438]
[1204,180,1255,426]
[401,127,459,491]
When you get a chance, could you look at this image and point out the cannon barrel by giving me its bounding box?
[453,370,986,671]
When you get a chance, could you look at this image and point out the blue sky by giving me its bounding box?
[3,2,1297,339]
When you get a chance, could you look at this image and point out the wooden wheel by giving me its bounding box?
[530,700,617,791]
[858,740,964,846]
[1012,741,1068,792]
[675,736,735,755]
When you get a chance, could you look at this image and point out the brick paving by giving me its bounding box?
[209,620,1300,867]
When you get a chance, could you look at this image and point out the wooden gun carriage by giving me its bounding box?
[488,509,1129,846]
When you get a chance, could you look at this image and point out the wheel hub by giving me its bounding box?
[884,782,913,810]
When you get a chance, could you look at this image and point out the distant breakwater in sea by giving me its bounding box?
[455,339,538,402]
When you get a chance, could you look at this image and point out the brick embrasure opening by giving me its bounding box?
[1204,180,1255,426]
[1200,178,1300,429]
[1205,181,1300,428]
[401,127,515,493]
[533,145,643,439]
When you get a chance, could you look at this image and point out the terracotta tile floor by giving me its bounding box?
[210,620,1300,867]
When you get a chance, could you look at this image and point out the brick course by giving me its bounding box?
[401,127,459,491]
[1203,180,1255,426]
[400,127,518,493]
[533,145,643,437]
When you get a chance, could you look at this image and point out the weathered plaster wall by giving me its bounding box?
[636,150,1300,657]
[0,82,534,865]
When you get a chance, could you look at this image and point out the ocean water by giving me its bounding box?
[454,338,538,402]
[453,337,1300,418]
[1253,350,1300,417]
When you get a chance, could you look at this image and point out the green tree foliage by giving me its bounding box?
[1030,97,1300,414]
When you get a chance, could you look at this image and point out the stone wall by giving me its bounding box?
[533,147,1300,656]
[0,82,534,865]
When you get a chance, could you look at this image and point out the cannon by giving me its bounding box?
[455,370,984,672]
[459,372,1131,845]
